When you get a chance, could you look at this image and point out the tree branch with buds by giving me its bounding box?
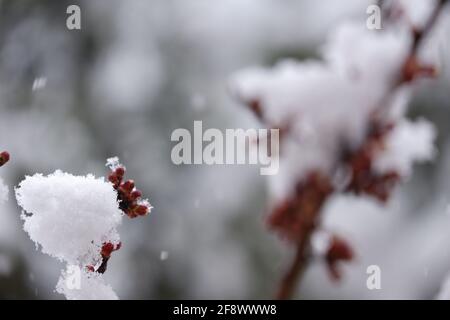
[277,1,447,300]
[231,0,448,300]
[91,157,152,275]
[15,157,153,299]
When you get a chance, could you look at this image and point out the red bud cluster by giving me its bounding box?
[108,165,151,218]
[325,236,354,281]
[86,242,122,274]
[0,151,10,167]
[101,242,122,259]
[268,172,333,242]
[345,120,400,202]
[86,159,152,274]
[402,55,437,83]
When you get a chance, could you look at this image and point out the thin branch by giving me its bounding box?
[276,230,312,299]
[412,0,448,53]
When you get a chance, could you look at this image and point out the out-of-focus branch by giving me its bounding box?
[274,0,448,300]
[272,173,332,299]
[276,234,310,300]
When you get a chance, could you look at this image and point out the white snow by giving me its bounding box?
[160,251,169,261]
[311,230,333,257]
[374,119,436,177]
[15,170,122,266]
[15,170,123,300]
[106,156,124,171]
[0,177,8,204]
[56,266,118,300]
[32,77,47,91]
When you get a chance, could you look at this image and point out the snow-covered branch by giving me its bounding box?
[231,0,447,299]
[14,157,152,300]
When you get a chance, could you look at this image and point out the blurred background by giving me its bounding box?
[0,0,450,299]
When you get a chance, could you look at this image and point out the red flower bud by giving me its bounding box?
[135,205,148,216]
[130,189,142,200]
[121,180,135,192]
[115,167,125,177]
[402,55,437,83]
[108,174,119,185]
[0,151,10,167]
[325,236,354,281]
[125,208,137,218]
[101,242,115,258]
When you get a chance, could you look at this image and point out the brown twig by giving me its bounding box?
[96,257,109,274]
[272,173,332,299]
[275,229,312,299]
[411,0,448,53]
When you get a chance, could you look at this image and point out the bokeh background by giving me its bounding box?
[1,0,450,299]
